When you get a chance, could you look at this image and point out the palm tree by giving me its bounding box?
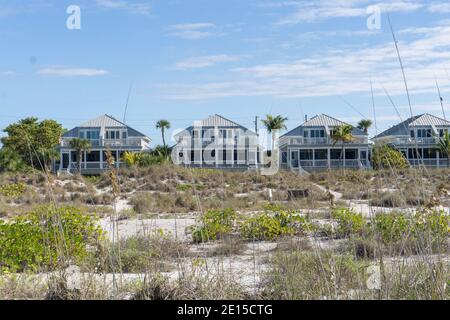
[357,119,373,134]
[156,120,171,148]
[69,138,92,173]
[262,115,288,169]
[261,115,288,150]
[437,131,450,168]
[331,124,355,167]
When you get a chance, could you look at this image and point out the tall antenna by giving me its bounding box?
[435,78,446,120]
[388,14,414,119]
[122,82,133,124]
[371,80,378,135]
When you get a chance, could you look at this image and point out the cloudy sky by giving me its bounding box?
[1,0,450,144]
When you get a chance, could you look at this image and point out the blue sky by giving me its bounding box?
[1,0,450,146]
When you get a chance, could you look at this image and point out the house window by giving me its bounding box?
[330,149,342,160]
[410,130,415,138]
[315,149,328,160]
[310,130,325,138]
[299,150,313,160]
[439,129,448,137]
[417,129,432,138]
[106,130,121,140]
[281,152,288,163]
[303,131,309,138]
[122,131,127,139]
[345,149,358,160]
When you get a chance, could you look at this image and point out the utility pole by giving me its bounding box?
[254,116,259,169]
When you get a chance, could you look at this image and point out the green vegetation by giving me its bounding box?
[190,208,237,243]
[69,138,92,173]
[1,117,64,171]
[240,205,309,241]
[0,183,26,198]
[372,144,409,170]
[332,208,365,238]
[0,206,104,273]
[437,131,450,168]
[357,119,373,134]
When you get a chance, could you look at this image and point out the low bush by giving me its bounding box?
[190,208,237,243]
[332,208,365,238]
[0,206,104,273]
[239,205,310,241]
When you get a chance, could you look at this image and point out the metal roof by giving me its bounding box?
[409,113,450,127]
[302,114,346,127]
[63,114,149,139]
[79,114,126,128]
[282,114,367,137]
[373,113,450,140]
[194,114,243,128]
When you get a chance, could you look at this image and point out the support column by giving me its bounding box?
[437,151,440,168]
[327,149,331,168]
[100,150,104,169]
[312,148,315,168]
[84,151,87,169]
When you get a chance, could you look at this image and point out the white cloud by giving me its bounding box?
[428,3,450,13]
[273,0,423,25]
[38,67,109,77]
[95,0,151,15]
[155,24,450,101]
[167,23,217,39]
[173,55,240,70]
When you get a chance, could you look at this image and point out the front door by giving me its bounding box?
[62,153,69,169]
[291,150,299,168]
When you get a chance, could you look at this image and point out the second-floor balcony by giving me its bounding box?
[390,136,439,146]
[281,136,368,146]
[61,137,143,148]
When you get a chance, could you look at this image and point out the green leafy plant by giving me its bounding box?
[0,206,104,273]
[0,183,26,198]
[190,208,237,243]
[332,208,365,238]
[372,144,409,170]
[240,205,309,241]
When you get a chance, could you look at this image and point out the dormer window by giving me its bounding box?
[303,131,309,138]
[106,130,121,140]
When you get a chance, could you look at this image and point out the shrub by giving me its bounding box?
[240,205,309,241]
[332,208,365,238]
[190,208,237,243]
[372,210,449,254]
[0,183,26,198]
[372,144,409,170]
[0,206,104,273]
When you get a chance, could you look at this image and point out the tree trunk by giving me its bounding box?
[162,128,166,148]
[78,150,82,173]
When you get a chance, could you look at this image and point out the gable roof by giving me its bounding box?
[194,114,244,128]
[63,114,149,139]
[282,114,367,137]
[79,114,126,128]
[177,114,256,135]
[373,114,450,140]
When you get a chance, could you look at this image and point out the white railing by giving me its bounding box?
[289,137,368,145]
[393,137,438,145]
[289,159,369,168]
[61,138,142,148]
